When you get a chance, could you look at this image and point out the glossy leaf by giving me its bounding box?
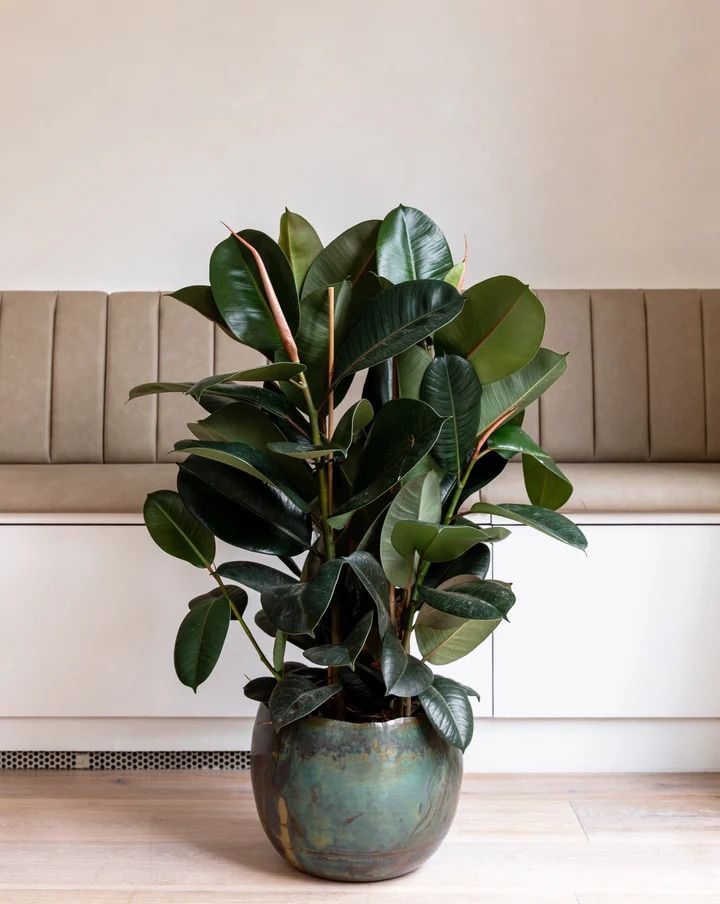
[302,220,380,298]
[143,490,215,568]
[188,363,306,399]
[392,520,507,564]
[331,400,445,521]
[396,345,432,399]
[420,354,482,474]
[362,359,393,411]
[174,592,230,691]
[380,472,442,588]
[376,205,453,283]
[166,286,231,334]
[343,550,391,636]
[487,422,545,457]
[261,558,344,635]
[266,439,346,461]
[416,604,499,665]
[215,561,297,592]
[304,611,374,668]
[130,381,198,401]
[437,276,545,383]
[477,348,568,435]
[469,502,587,550]
[178,457,311,556]
[332,399,374,454]
[426,544,491,587]
[333,280,465,384]
[418,580,516,620]
[210,229,298,352]
[380,632,433,697]
[456,451,509,506]
[522,454,573,510]
[174,440,311,512]
[418,675,474,751]
[243,676,277,704]
[188,585,248,620]
[279,208,323,293]
[268,675,342,731]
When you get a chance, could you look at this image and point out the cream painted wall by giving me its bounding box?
[0,0,718,290]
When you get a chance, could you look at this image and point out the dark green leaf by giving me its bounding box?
[522,454,573,510]
[334,280,464,384]
[266,438,346,461]
[244,676,277,704]
[143,490,215,568]
[380,472,442,587]
[261,558,344,635]
[332,399,374,455]
[396,345,432,399]
[418,580,516,620]
[420,354,482,474]
[188,363,306,400]
[331,400,445,520]
[178,457,311,556]
[456,451,509,506]
[279,208,323,293]
[304,611,374,668]
[437,276,546,383]
[302,220,380,298]
[210,229,298,352]
[376,205,453,283]
[419,675,474,751]
[174,592,230,691]
[487,423,545,457]
[166,286,232,334]
[380,632,433,697]
[391,520,506,564]
[130,381,196,401]
[362,359,393,411]
[269,675,342,731]
[469,502,587,549]
[426,544,491,587]
[343,551,391,636]
[215,561,297,592]
[188,585,247,620]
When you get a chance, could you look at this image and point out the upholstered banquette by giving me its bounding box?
[0,289,718,512]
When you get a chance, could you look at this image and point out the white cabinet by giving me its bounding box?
[492,524,720,718]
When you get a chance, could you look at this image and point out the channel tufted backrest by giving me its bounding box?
[0,289,717,464]
[0,291,262,464]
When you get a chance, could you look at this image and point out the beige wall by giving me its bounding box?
[0,0,718,290]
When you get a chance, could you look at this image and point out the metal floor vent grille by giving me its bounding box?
[0,750,251,770]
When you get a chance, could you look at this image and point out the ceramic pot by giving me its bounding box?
[250,705,462,882]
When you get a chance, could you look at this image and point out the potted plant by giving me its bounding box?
[132,205,587,882]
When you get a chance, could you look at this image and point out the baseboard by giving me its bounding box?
[2,717,719,772]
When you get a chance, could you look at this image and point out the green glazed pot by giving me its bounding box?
[250,705,463,882]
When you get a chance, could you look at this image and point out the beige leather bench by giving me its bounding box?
[0,289,718,513]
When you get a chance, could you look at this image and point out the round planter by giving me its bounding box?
[250,704,463,882]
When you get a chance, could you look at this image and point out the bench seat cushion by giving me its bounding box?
[480,462,720,514]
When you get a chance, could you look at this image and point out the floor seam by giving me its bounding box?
[569,799,591,843]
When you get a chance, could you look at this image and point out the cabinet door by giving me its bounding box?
[492,524,720,717]
[0,525,276,717]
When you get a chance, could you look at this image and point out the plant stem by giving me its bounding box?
[210,570,279,679]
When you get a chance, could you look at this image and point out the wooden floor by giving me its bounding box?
[0,772,719,903]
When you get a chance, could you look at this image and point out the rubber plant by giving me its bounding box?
[132,205,587,752]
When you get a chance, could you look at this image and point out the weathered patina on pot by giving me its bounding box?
[251,705,463,882]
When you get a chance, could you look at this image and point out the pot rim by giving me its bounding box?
[256,705,427,732]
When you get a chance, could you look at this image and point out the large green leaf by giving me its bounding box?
[437,276,546,383]
[332,399,374,455]
[418,675,474,751]
[418,580,516,620]
[209,229,298,352]
[392,521,508,564]
[302,220,380,298]
[143,490,215,568]
[487,422,545,457]
[278,208,323,293]
[376,205,453,283]
[456,451,509,506]
[420,354,482,474]
[333,281,464,384]
[304,611,374,669]
[188,363,306,400]
[396,345,432,399]
[380,632,433,697]
[477,348,568,435]
[331,400,445,521]
[215,561,298,592]
[469,502,587,550]
[174,440,312,513]
[522,455,573,510]
[188,585,248,621]
[178,456,311,556]
[380,472,442,587]
[416,603,499,665]
[243,675,277,704]
[166,286,232,335]
[261,558,344,635]
[343,551,391,636]
[268,675,342,731]
[425,544,491,587]
[174,592,230,691]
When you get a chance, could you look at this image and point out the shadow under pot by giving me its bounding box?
[250,704,463,882]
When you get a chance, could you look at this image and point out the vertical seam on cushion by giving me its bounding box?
[643,290,652,462]
[102,293,110,463]
[588,290,596,461]
[48,292,59,463]
[700,291,708,459]
[155,293,161,463]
